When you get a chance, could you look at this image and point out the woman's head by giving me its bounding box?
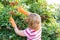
[25,13,41,29]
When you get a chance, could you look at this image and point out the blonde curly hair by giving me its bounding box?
[25,13,41,30]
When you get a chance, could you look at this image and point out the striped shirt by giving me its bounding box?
[24,27,42,40]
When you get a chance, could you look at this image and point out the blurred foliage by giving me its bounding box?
[0,0,60,40]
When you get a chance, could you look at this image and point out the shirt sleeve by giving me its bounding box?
[24,28,31,38]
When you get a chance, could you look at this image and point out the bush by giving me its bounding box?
[0,0,59,40]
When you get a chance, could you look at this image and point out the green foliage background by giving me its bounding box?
[0,0,60,40]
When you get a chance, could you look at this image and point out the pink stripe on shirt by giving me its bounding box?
[24,27,42,40]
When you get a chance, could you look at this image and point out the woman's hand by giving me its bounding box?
[17,6,29,16]
[9,17,17,28]
[9,17,26,36]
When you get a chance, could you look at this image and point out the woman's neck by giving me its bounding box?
[34,26,40,31]
[28,25,41,31]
